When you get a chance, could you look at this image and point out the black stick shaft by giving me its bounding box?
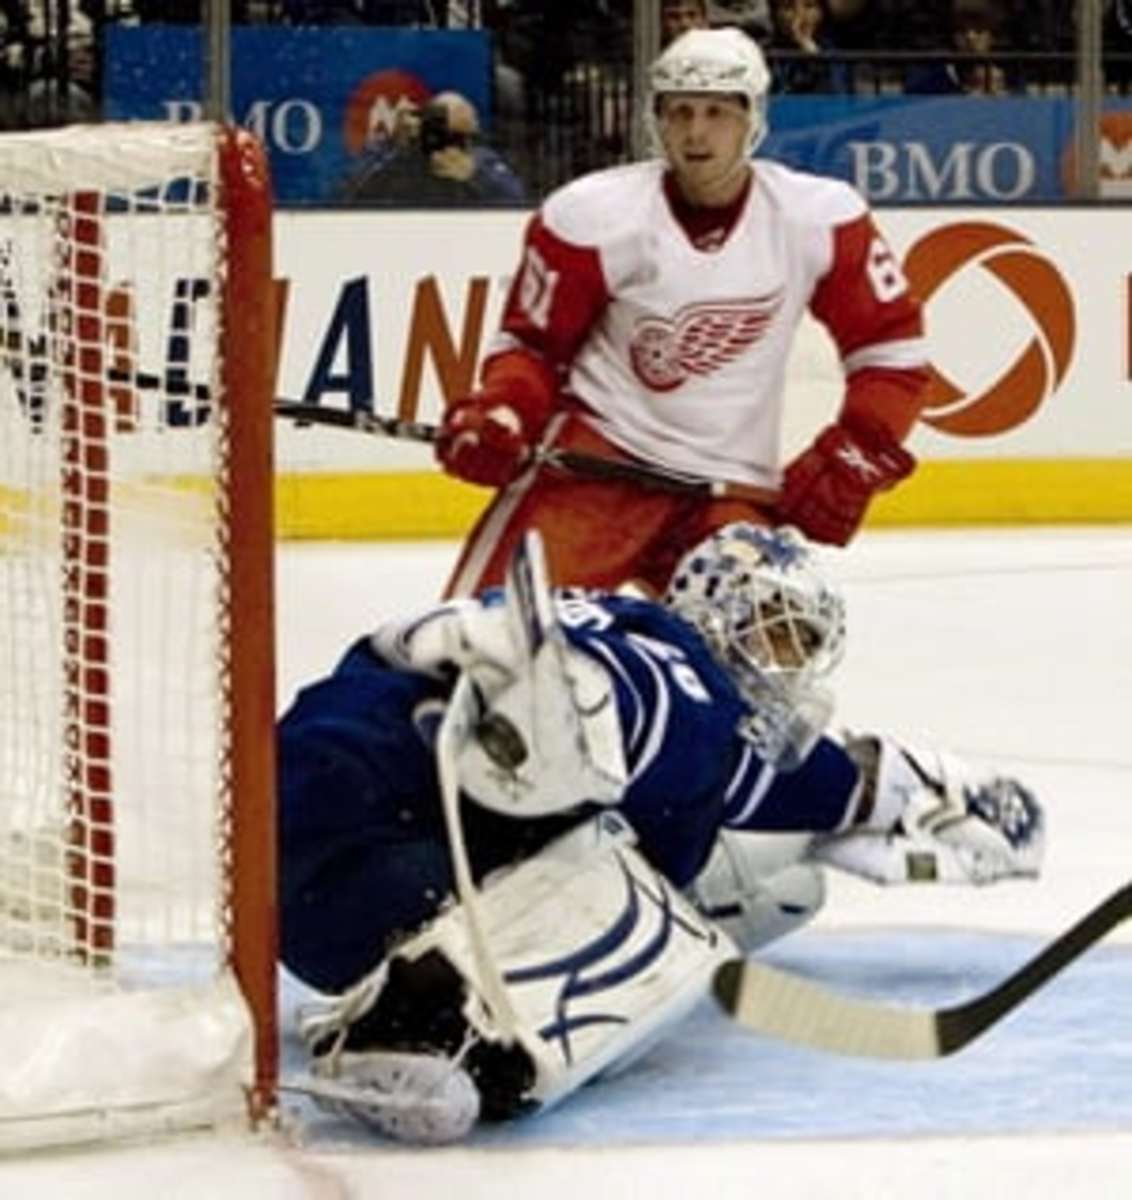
[272,400,780,506]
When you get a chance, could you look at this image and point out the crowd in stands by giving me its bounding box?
[0,1,1129,197]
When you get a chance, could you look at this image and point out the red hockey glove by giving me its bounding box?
[778,414,916,546]
[435,395,533,487]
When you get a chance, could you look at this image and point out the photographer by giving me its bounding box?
[340,90,528,207]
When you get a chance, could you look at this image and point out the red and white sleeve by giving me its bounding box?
[809,211,929,439]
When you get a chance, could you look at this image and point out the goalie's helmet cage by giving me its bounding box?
[647,27,772,159]
[664,523,845,709]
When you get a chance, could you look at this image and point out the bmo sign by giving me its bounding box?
[103,26,491,203]
[762,95,1132,203]
[848,141,1037,202]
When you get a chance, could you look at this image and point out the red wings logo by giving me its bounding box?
[628,293,782,392]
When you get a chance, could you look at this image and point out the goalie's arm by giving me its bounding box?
[370,591,628,818]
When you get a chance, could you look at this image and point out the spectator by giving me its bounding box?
[21,3,100,126]
[710,1,772,40]
[661,0,709,45]
[339,89,527,206]
[905,0,1010,95]
[823,1,943,51]
[764,0,849,92]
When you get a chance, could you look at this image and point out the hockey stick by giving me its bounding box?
[713,881,1132,1060]
[273,399,780,506]
[432,529,580,1043]
[436,669,524,1042]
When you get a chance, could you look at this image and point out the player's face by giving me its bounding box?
[657,93,751,205]
[737,597,823,678]
[754,621,820,674]
[662,2,707,41]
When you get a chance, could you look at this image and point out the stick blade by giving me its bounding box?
[713,883,1132,1062]
[712,959,944,1061]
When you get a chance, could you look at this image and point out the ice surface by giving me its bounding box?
[6,528,1131,1198]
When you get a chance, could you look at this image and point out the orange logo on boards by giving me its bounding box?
[342,69,432,157]
[902,222,1076,437]
[1060,111,1132,197]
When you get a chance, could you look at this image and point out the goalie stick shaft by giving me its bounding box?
[713,881,1132,1060]
[436,670,524,1043]
[272,399,780,507]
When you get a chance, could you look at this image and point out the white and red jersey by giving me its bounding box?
[485,158,926,488]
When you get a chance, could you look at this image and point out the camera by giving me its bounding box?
[419,102,468,156]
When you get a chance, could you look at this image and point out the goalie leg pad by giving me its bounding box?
[688,831,825,952]
[309,811,734,1121]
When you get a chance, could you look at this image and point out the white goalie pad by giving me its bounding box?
[813,736,1045,886]
[688,830,825,952]
[391,811,735,1112]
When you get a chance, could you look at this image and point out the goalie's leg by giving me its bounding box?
[687,830,825,952]
[302,811,736,1128]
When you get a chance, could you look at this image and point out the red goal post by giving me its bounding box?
[0,122,277,1149]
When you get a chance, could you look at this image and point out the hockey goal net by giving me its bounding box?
[0,123,276,1150]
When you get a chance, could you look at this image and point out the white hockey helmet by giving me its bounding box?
[648,27,772,157]
[664,523,845,733]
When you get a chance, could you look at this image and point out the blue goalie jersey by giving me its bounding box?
[545,590,859,885]
[277,588,859,992]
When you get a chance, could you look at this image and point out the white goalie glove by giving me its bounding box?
[370,540,627,818]
[370,597,519,687]
[811,735,1045,886]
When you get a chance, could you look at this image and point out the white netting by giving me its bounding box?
[0,122,262,1149]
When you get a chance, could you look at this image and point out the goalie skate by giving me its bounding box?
[298,945,537,1125]
[289,1049,480,1145]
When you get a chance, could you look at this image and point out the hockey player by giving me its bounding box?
[436,26,928,597]
[279,525,1043,1143]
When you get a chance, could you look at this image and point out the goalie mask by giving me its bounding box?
[647,27,771,159]
[664,524,845,766]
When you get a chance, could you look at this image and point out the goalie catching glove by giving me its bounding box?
[811,735,1045,886]
[778,412,916,546]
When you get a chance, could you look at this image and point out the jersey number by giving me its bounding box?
[516,244,559,330]
[865,237,909,304]
[630,633,711,705]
